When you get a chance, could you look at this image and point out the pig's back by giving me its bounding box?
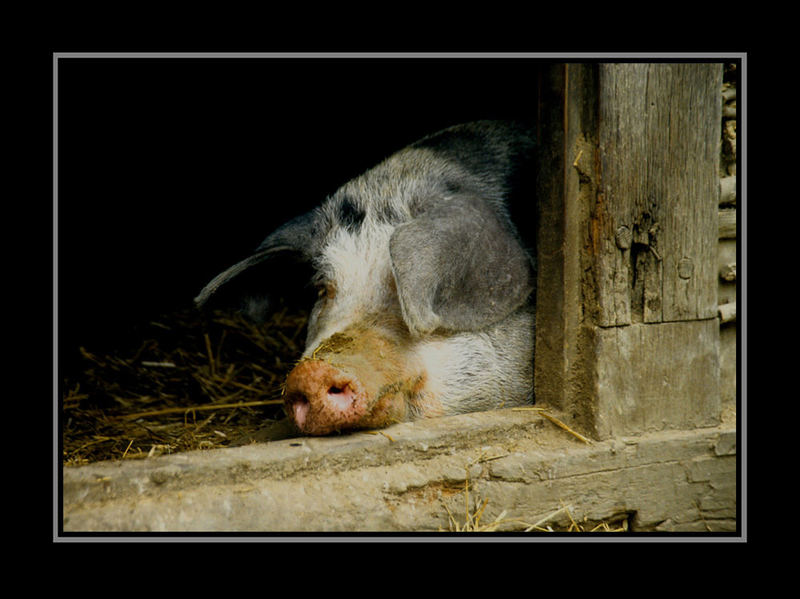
[334,120,537,230]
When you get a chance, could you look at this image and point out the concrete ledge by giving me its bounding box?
[60,408,738,535]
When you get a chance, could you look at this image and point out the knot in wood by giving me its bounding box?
[677,257,694,280]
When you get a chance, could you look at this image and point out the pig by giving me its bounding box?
[194,120,538,435]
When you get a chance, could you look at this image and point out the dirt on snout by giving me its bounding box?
[61,306,308,466]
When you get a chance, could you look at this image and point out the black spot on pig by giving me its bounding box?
[336,194,366,232]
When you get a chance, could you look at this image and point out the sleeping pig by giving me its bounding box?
[194,120,538,435]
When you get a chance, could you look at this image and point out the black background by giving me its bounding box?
[56,56,543,371]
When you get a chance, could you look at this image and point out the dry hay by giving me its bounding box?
[443,491,630,533]
[440,452,629,533]
[62,307,307,466]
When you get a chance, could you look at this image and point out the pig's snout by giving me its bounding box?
[284,360,368,435]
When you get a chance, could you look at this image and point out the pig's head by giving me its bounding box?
[195,140,536,435]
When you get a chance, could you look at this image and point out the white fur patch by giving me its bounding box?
[412,333,499,413]
[411,311,534,414]
[305,220,398,355]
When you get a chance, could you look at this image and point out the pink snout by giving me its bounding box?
[283,360,368,435]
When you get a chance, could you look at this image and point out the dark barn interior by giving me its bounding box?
[57,56,543,389]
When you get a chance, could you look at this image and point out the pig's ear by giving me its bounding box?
[389,195,534,336]
[194,210,321,321]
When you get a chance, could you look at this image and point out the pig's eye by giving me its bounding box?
[316,283,337,300]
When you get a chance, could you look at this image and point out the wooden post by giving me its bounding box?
[535,63,722,440]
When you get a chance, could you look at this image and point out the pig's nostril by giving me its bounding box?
[326,382,355,410]
[287,393,310,429]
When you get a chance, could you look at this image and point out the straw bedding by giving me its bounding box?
[62,307,307,465]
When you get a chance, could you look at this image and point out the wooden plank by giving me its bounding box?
[658,64,722,322]
[719,209,737,239]
[533,64,569,410]
[718,302,736,323]
[534,63,599,412]
[534,63,723,437]
[593,319,721,439]
[595,64,649,326]
[719,175,736,206]
[596,64,722,325]
[61,408,737,533]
